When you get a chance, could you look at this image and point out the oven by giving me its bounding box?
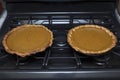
[0,0,120,80]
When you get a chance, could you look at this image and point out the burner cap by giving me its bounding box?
[54,36,67,47]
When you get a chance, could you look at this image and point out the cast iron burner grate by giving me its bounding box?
[0,14,120,70]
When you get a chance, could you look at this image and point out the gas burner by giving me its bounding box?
[15,55,44,69]
[10,17,30,25]
[54,36,67,47]
[112,46,120,56]
[93,54,110,62]
[0,49,9,59]
[73,19,93,24]
[93,53,111,66]
[93,19,105,24]
[18,20,30,25]
[16,56,31,66]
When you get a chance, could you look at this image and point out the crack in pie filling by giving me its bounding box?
[2,24,53,57]
[67,25,117,55]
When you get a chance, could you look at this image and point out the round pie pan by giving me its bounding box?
[67,24,117,56]
[2,24,53,57]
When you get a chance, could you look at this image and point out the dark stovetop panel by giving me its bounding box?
[6,2,114,14]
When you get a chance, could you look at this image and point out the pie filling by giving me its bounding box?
[6,27,51,53]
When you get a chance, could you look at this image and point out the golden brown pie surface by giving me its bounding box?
[2,25,53,57]
[67,25,117,55]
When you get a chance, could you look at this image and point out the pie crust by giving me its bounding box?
[2,24,53,57]
[67,25,117,55]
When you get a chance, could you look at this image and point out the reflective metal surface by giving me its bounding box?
[0,0,7,29]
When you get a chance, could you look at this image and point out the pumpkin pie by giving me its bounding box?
[2,24,53,57]
[67,25,117,55]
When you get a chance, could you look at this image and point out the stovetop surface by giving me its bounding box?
[0,13,120,70]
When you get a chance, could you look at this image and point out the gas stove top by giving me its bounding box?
[0,0,120,80]
[0,14,120,69]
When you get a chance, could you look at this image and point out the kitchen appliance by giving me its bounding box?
[0,0,120,80]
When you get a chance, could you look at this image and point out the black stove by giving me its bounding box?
[0,0,120,80]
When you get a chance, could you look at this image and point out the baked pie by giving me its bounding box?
[2,24,53,57]
[67,25,117,55]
